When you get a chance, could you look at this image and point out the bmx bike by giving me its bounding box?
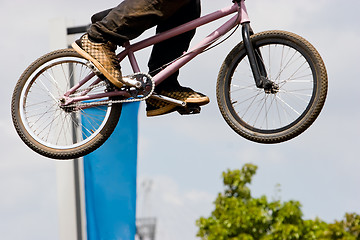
[11,0,328,159]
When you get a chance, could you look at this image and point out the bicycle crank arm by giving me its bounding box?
[150,94,186,107]
[121,76,142,88]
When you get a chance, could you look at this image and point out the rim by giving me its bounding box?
[227,42,316,132]
[19,56,113,150]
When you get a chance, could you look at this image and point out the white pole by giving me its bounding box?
[49,18,85,240]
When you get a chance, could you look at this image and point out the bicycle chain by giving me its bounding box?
[65,72,154,109]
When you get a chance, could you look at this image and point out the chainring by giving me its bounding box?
[62,72,154,110]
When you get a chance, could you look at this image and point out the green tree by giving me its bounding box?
[196,164,360,240]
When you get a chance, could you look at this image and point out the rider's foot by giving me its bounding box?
[72,34,123,88]
[146,97,178,117]
[146,86,210,117]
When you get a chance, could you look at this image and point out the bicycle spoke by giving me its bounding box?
[228,41,314,131]
[20,55,114,149]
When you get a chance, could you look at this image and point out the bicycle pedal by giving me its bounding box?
[177,104,201,115]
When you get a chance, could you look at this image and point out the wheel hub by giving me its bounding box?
[262,79,279,94]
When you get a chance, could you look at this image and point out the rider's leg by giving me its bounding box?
[72,0,192,88]
[147,0,201,91]
[87,0,193,45]
[146,0,210,117]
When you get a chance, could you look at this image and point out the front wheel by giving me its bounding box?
[217,30,328,143]
[11,49,122,159]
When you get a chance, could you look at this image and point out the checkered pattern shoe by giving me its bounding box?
[72,34,123,88]
[146,97,177,117]
[146,87,209,117]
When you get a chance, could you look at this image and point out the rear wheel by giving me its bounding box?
[217,30,328,143]
[11,48,122,159]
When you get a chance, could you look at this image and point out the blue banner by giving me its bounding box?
[83,102,139,240]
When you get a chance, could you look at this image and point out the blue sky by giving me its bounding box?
[0,0,359,240]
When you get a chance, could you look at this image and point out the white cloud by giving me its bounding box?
[137,176,215,240]
[185,190,214,203]
[163,192,184,207]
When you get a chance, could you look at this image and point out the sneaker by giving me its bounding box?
[72,34,123,88]
[146,86,209,117]
[146,97,177,117]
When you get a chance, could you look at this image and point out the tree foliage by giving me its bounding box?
[196,164,360,240]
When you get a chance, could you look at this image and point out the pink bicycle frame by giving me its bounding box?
[63,0,250,106]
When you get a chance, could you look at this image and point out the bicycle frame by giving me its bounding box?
[13,0,327,158]
[62,0,252,106]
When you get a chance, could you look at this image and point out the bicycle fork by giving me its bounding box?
[241,22,278,92]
